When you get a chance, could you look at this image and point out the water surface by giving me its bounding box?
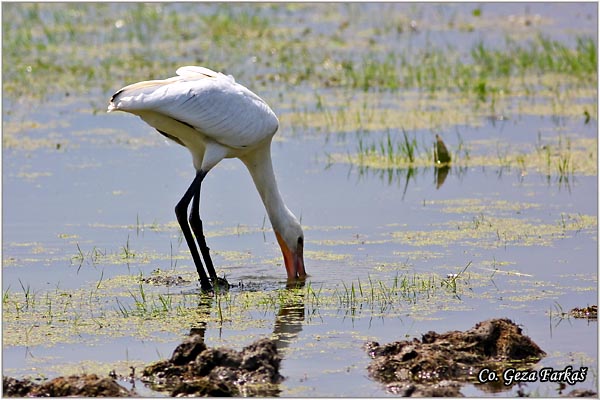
[3,3,597,397]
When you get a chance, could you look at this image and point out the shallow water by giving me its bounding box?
[3,2,598,397]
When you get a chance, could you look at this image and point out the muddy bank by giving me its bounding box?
[3,336,281,397]
[3,374,135,397]
[365,318,546,396]
[142,334,282,396]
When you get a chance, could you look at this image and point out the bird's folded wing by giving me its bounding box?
[109,72,278,148]
[175,66,233,81]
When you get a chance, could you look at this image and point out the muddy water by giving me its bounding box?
[3,3,597,397]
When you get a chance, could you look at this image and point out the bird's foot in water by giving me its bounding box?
[212,276,231,292]
[199,276,231,295]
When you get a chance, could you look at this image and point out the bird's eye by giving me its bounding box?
[297,237,304,247]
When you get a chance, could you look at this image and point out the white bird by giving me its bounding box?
[108,66,306,291]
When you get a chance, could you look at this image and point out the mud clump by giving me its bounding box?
[3,374,135,397]
[569,305,597,319]
[4,336,281,397]
[365,318,546,396]
[142,335,282,396]
[140,269,191,287]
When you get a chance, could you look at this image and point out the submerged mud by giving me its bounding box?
[365,318,546,396]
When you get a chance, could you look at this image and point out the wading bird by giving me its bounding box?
[108,66,306,291]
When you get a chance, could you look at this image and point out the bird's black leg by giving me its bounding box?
[188,170,218,283]
[175,172,212,291]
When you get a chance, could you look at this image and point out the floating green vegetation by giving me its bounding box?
[90,220,265,238]
[286,90,481,135]
[305,250,351,262]
[285,83,594,144]
[392,212,597,250]
[70,241,172,268]
[4,241,588,353]
[2,265,478,350]
[3,119,71,150]
[430,198,541,215]
[311,209,597,253]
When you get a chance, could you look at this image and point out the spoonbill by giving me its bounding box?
[108,66,306,291]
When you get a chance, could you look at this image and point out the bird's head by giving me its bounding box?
[275,220,306,281]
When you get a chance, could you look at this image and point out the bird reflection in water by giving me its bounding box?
[182,282,306,353]
[434,165,450,189]
[272,281,306,351]
[433,134,451,190]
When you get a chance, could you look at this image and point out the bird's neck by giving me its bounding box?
[242,144,298,232]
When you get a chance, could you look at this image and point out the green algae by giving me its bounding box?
[312,203,597,254]
[305,250,351,262]
[391,213,597,250]
[1,266,478,349]
[431,198,542,215]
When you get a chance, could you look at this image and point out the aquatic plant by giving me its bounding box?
[2,3,596,114]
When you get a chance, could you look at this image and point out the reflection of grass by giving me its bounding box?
[333,136,597,178]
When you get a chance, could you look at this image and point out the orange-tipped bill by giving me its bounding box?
[276,232,306,280]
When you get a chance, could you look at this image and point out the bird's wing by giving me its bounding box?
[175,66,234,82]
[109,67,278,148]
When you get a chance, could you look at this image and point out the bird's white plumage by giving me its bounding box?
[108,66,306,281]
[109,66,278,149]
[175,66,234,83]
